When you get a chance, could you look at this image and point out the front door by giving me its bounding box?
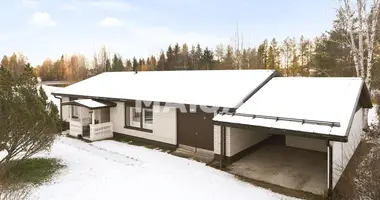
[177,110,214,151]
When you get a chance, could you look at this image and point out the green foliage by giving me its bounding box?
[0,64,60,163]
[2,158,64,186]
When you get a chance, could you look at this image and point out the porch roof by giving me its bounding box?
[213,77,372,142]
[62,99,116,109]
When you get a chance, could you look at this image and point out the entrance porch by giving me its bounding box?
[63,99,116,141]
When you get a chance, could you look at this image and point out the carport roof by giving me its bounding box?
[213,77,372,142]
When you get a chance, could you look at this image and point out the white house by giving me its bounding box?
[52,70,372,196]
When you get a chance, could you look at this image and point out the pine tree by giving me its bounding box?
[0,64,60,163]
[224,45,234,69]
[193,44,203,70]
[201,47,214,70]
[173,43,181,68]
[181,43,189,68]
[125,59,132,71]
[105,58,111,72]
[132,57,139,72]
[156,52,166,71]
[257,39,268,69]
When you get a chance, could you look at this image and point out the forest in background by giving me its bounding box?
[1,9,380,89]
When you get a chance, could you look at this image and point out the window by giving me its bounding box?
[143,108,153,129]
[70,97,79,119]
[125,103,153,132]
[130,107,141,128]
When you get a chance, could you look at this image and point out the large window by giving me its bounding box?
[125,103,153,132]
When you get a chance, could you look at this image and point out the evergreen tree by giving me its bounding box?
[156,52,166,71]
[105,58,111,72]
[193,44,203,70]
[181,43,189,68]
[224,45,234,69]
[125,59,132,71]
[257,39,268,69]
[132,57,139,72]
[201,47,214,70]
[0,64,60,163]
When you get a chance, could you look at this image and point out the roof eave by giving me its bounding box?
[213,120,348,142]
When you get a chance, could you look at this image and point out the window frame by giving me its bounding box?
[124,102,153,133]
[69,97,79,119]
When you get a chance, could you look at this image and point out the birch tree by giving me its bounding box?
[340,0,380,129]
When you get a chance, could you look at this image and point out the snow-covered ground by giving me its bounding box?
[368,105,378,126]
[31,137,296,200]
[35,85,379,200]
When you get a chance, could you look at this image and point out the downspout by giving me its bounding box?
[327,140,333,198]
[53,94,63,121]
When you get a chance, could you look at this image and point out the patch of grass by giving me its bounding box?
[2,158,65,186]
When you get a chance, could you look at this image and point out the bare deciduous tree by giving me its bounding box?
[340,0,380,129]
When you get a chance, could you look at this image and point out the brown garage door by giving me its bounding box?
[177,110,214,151]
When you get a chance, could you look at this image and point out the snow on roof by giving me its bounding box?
[73,99,108,109]
[214,77,370,139]
[53,70,276,108]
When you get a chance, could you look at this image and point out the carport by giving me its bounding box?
[226,134,327,194]
[213,77,372,197]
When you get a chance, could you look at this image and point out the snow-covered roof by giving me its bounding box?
[62,99,116,109]
[214,77,372,141]
[53,70,277,108]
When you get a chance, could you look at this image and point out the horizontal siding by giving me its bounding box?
[214,126,271,156]
[332,107,363,188]
[111,102,177,145]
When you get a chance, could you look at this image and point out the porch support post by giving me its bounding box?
[327,140,333,198]
[91,110,95,125]
[79,107,83,124]
[69,105,72,120]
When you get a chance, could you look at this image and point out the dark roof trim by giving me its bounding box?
[62,99,116,110]
[359,81,373,108]
[52,92,234,110]
[344,80,371,138]
[231,112,341,127]
[233,70,279,108]
[213,120,347,142]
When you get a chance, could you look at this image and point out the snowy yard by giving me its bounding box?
[32,84,379,200]
[31,137,295,200]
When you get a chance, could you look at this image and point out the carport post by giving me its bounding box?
[220,126,226,170]
[327,140,333,198]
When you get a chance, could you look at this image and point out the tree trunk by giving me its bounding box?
[363,108,370,131]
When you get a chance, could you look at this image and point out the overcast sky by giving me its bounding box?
[0,0,338,65]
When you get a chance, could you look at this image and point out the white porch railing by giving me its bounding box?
[89,122,113,141]
[69,120,83,137]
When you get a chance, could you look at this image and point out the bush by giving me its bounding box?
[62,121,70,131]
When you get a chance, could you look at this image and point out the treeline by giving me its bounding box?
[2,10,380,90]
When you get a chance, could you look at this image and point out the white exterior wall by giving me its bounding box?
[214,126,271,156]
[331,107,363,188]
[111,102,177,145]
[62,97,70,121]
[286,136,327,152]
